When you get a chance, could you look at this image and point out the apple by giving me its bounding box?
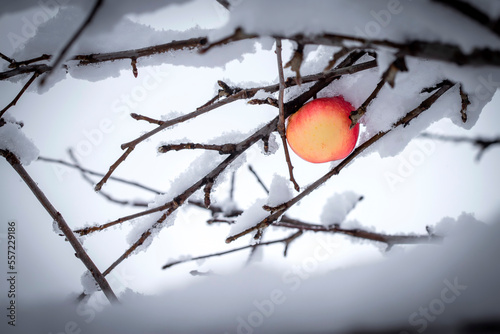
[286,96,359,163]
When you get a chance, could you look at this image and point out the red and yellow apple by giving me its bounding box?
[286,96,359,163]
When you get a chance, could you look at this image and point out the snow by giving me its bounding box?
[4,0,499,160]
[1,1,500,333]
[80,270,99,294]
[258,131,279,156]
[0,117,39,165]
[228,198,268,238]
[212,0,500,53]
[376,47,396,76]
[266,174,293,207]
[8,214,500,333]
[320,191,361,226]
[127,149,227,252]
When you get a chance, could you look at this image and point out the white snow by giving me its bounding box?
[9,214,500,333]
[0,117,39,165]
[228,198,268,238]
[211,0,500,53]
[320,191,361,226]
[266,174,293,207]
[80,270,99,294]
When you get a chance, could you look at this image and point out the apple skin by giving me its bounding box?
[286,96,359,163]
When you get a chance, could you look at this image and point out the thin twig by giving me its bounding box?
[158,143,236,154]
[202,29,500,67]
[275,218,442,246]
[0,38,207,81]
[94,146,134,191]
[37,155,162,194]
[323,46,354,72]
[0,149,119,303]
[0,52,14,64]
[95,89,261,191]
[349,57,407,128]
[458,84,470,123]
[229,171,236,201]
[276,38,300,191]
[247,165,269,194]
[40,0,104,86]
[0,72,39,118]
[67,150,149,207]
[420,132,500,161]
[162,230,303,269]
[130,113,164,125]
[284,42,304,85]
[8,54,51,68]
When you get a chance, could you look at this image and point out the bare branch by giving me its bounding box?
[130,113,164,125]
[0,72,39,118]
[0,149,119,304]
[158,143,236,154]
[0,52,14,64]
[276,217,442,247]
[37,155,162,194]
[323,46,355,72]
[203,29,500,67]
[459,84,470,123]
[40,0,104,86]
[229,171,236,201]
[247,165,269,194]
[94,146,134,191]
[200,28,257,54]
[420,132,500,161]
[8,54,51,68]
[349,57,407,128]
[67,150,149,207]
[131,57,138,78]
[284,42,304,85]
[276,38,300,191]
[162,230,303,269]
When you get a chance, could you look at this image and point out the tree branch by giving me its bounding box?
[203,29,500,67]
[247,165,269,194]
[162,230,303,269]
[276,38,300,191]
[37,155,162,194]
[0,149,119,304]
[0,72,39,118]
[40,0,103,86]
[420,132,500,161]
[349,57,407,128]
